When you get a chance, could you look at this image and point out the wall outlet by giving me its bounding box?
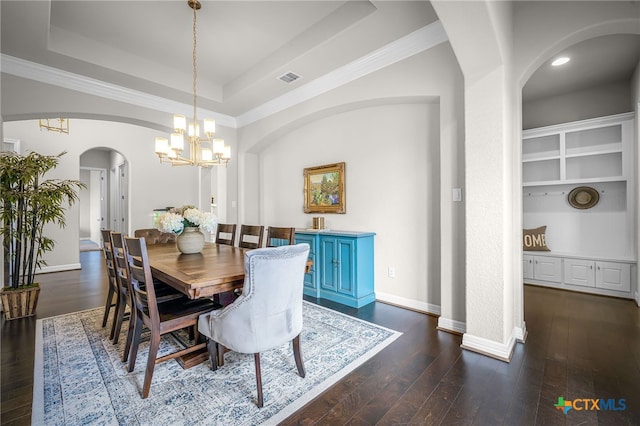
[388,267,396,278]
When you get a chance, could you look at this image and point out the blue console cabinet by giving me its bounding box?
[295,230,375,308]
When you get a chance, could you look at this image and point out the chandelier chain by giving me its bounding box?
[192,4,198,125]
[154,0,231,167]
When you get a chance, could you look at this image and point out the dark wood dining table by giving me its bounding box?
[146,241,312,300]
[145,242,247,300]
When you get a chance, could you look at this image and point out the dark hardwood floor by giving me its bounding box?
[2,251,640,425]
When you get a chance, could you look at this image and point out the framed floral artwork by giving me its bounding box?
[303,162,346,214]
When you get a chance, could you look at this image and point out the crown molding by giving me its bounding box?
[1,54,238,129]
[1,20,446,130]
[237,20,448,127]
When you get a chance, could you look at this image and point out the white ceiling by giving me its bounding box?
[1,1,639,120]
[1,0,440,117]
[523,33,640,102]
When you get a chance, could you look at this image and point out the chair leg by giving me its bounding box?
[292,334,306,378]
[127,316,143,373]
[217,343,225,367]
[206,339,218,371]
[254,353,263,408]
[109,290,122,341]
[112,293,126,344]
[101,285,115,328]
[122,307,136,363]
[141,331,160,399]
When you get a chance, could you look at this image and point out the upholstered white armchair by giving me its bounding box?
[198,243,310,408]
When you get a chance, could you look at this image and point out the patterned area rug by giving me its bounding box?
[33,302,401,425]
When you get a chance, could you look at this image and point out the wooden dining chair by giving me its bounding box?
[238,225,265,249]
[123,236,221,399]
[100,229,118,331]
[266,226,296,247]
[134,228,176,244]
[215,223,237,246]
[198,244,310,407]
[111,233,183,355]
[109,232,131,344]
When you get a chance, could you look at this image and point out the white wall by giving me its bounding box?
[261,102,441,303]
[237,43,465,314]
[523,181,630,258]
[523,80,633,129]
[3,119,205,271]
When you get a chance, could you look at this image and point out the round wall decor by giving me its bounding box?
[568,186,599,209]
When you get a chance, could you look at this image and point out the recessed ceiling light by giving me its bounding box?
[551,57,570,66]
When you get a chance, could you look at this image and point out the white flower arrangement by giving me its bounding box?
[157,205,217,234]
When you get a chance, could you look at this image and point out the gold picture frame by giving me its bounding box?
[303,162,346,214]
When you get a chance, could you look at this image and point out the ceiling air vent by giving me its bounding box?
[278,71,302,84]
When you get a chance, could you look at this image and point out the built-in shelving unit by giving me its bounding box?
[522,112,636,299]
[522,113,631,187]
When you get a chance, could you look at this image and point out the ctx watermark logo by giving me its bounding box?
[554,397,627,414]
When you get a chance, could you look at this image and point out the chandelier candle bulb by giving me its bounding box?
[170,133,184,151]
[188,123,200,138]
[173,114,187,132]
[204,119,216,136]
[213,139,225,155]
[155,137,169,154]
[201,149,213,161]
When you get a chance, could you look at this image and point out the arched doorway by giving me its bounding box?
[520,33,640,306]
[79,148,129,251]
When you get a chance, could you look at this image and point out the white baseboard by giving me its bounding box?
[375,291,441,316]
[513,322,528,343]
[437,316,466,334]
[461,332,516,362]
[36,263,82,274]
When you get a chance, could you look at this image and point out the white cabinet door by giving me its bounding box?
[523,255,534,280]
[534,256,562,282]
[564,259,595,287]
[596,261,631,292]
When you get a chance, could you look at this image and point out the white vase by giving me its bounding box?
[176,227,205,254]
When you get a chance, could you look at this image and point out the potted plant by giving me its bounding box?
[1,151,84,319]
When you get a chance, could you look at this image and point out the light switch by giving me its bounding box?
[452,188,462,202]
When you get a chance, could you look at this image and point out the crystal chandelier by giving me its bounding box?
[154,0,231,167]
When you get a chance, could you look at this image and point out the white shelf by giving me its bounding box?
[564,147,622,158]
[522,113,632,186]
[522,155,561,163]
[523,176,626,187]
